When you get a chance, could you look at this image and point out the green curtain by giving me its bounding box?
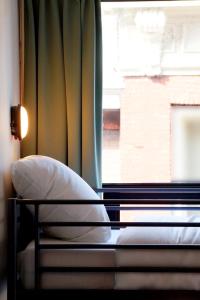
[22,0,102,188]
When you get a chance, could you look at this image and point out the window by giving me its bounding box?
[101,0,200,184]
[172,105,200,181]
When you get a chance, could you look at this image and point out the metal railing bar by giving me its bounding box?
[105,206,200,211]
[34,205,40,290]
[39,221,200,227]
[39,244,200,250]
[39,266,200,273]
[101,183,200,187]
[96,188,200,193]
[15,199,200,205]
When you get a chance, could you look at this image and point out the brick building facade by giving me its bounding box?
[120,75,200,183]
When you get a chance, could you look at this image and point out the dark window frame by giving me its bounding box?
[100,0,200,203]
[101,0,175,2]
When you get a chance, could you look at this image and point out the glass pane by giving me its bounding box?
[102,1,200,183]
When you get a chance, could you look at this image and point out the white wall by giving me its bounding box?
[0,0,20,287]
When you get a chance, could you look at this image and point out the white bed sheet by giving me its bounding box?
[19,213,200,291]
[115,273,200,290]
[116,214,200,290]
[18,229,119,289]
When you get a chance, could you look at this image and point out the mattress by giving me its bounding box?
[18,229,119,289]
[116,214,200,290]
[19,214,200,290]
[116,248,200,290]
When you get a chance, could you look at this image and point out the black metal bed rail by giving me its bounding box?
[8,190,200,300]
[39,244,200,250]
[16,199,200,204]
[39,266,200,273]
[39,221,200,227]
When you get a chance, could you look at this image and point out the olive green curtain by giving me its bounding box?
[22,0,102,188]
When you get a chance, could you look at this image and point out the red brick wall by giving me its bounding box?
[120,75,200,182]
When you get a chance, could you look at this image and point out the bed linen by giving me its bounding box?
[115,273,200,290]
[18,230,119,289]
[19,214,200,290]
[116,214,200,290]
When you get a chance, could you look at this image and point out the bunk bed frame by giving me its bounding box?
[7,183,200,300]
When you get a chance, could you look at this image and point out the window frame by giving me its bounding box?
[101,0,200,189]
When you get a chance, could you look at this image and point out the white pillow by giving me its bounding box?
[11,155,111,242]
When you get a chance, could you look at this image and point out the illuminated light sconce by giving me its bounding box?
[10,105,29,141]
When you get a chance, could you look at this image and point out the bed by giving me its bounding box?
[8,195,200,300]
[7,156,200,300]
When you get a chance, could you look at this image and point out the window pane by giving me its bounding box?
[102,1,200,183]
[172,105,200,181]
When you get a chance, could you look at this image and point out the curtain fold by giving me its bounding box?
[22,0,102,188]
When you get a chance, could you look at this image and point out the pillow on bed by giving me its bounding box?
[11,155,111,242]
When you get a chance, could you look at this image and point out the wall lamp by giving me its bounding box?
[10,105,28,141]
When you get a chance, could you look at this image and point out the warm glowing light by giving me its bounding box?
[11,105,29,141]
[20,106,28,139]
